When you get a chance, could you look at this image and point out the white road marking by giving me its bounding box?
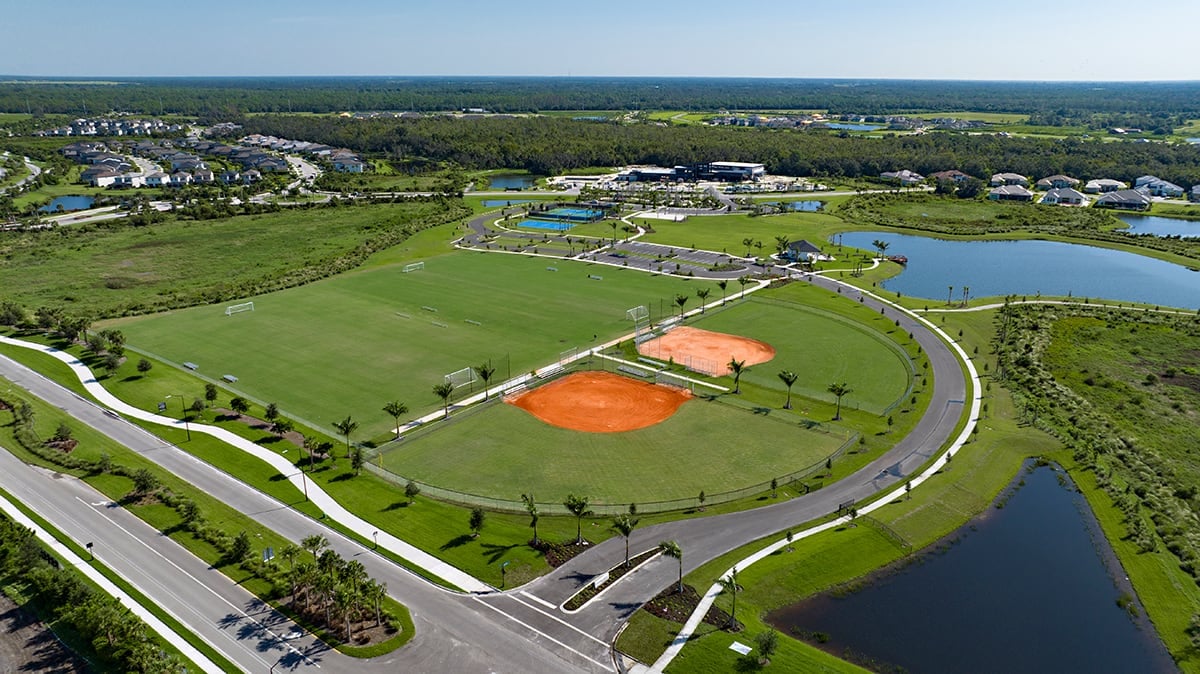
[471,596,614,671]
[519,590,556,610]
[507,594,608,647]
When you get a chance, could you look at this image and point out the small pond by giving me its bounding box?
[1117,214,1200,238]
[488,174,538,190]
[762,200,824,212]
[824,123,884,132]
[482,199,535,207]
[767,465,1175,674]
[38,195,95,213]
[838,231,1200,309]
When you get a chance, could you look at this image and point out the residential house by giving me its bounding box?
[84,168,122,187]
[1035,175,1080,190]
[782,239,823,263]
[145,172,171,188]
[242,169,262,184]
[1083,178,1128,194]
[113,174,144,189]
[169,172,193,187]
[1191,185,1200,203]
[220,170,241,185]
[988,184,1034,202]
[192,167,215,184]
[989,172,1029,187]
[1094,189,1152,211]
[1137,177,1184,198]
[929,170,970,183]
[1040,187,1087,206]
[880,169,924,185]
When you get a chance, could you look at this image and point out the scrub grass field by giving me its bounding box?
[114,250,719,437]
[383,393,847,505]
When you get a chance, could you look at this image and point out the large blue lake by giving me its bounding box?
[824,123,883,132]
[768,466,1176,674]
[1117,214,1200,238]
[839,231,1200,309]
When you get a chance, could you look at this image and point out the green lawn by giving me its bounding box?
[636,211,848,256]
[115,250,719,437]
[687,297,912,414]
[384,391,847,506]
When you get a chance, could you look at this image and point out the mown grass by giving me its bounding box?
[112,250,720,437]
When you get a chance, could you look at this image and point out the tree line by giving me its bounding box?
[239,114,1200,189]
[6,77,1200,119]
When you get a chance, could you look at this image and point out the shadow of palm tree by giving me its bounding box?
[440,534,473,551]
[479,542,518,564]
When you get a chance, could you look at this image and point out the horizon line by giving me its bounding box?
[3,74,1200,85]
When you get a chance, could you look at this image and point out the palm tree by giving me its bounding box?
[659,540,683,593]
[717,279,728,305]
[475,362,496,400]
[673,293,688,318]
[563,494,592,545]
[728,358,746,394]
[332,415,358,459]
[433,382,455,418]
[303,435,321,471]
[382,400,408,438]
[737,275,751,299]
[718,567,740,629]
[947,285,954,306]
[742,237,754,256]
[611,514,640,568]
[335,587,355,642]
[367,579,387,626]
[872,239,890,260]
[610,221,619,245]
[774,235,790,256]
[696,288,710,313]
[827,382,852,421]
[962,286,970,307]
[280,543,302,602]
[301,534,329,563]
[778,370,798,409]
[522,493,540,545]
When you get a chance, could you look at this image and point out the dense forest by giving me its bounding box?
[240,114,1200,188]
[5,77,1200,119]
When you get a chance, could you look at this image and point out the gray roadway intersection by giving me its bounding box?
[0,248,968,672]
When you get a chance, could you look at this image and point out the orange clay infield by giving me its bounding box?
[507,371,691,433]
[637,326,775,376]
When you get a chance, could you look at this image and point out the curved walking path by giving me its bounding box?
[0,334,491,594]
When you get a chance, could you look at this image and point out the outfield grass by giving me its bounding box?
[688,297,912,414]
[114,251,720,437]
[384,391,847,505]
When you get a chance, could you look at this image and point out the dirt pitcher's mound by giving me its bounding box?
[507,371,691,433]
[638,326,775,376]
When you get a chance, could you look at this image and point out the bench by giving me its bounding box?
[637,357,665,369]
[221,374,238,383]
[538,364,564,379]
[183,362,198,370]
[617,365,652,378]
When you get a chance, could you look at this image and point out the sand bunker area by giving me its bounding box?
[506,371,691,433]
[638,326,775,376]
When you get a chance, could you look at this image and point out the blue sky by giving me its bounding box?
[5,0,1194,80]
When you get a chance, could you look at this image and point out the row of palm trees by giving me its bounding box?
[728,357,853,420]
[277,535,390,643]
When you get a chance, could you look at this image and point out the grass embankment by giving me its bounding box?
[0,199,469,317]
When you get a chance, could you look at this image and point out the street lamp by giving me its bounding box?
[85,541,94,561]
[165,394,191,441]
[372,531,378,550]
[501,560,511,588]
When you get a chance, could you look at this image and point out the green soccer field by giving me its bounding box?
[382,388,849,506]
[115,251,719,437]
[687,296,914,414]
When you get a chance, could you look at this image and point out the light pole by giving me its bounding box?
[85,541,94,561]
[501,560,510,588]
[372,531,378,550]
[165,394,191,441]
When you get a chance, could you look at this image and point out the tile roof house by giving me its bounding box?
[930,170,970,183]
[880,169,924,185]
[988,184,1034,201]
[1094,189,1152,211]
[1035,175,1080,190]
[989,172,1029,187]
[1040,187,1088,206]
[1083,178,1128,194]
[1137,177,1184,198]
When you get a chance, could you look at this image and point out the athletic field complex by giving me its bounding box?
[113,241,916,510]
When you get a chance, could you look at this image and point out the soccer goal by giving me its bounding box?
[445,367,476,389]
[225,302,254,316]
[402,261,425,273]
